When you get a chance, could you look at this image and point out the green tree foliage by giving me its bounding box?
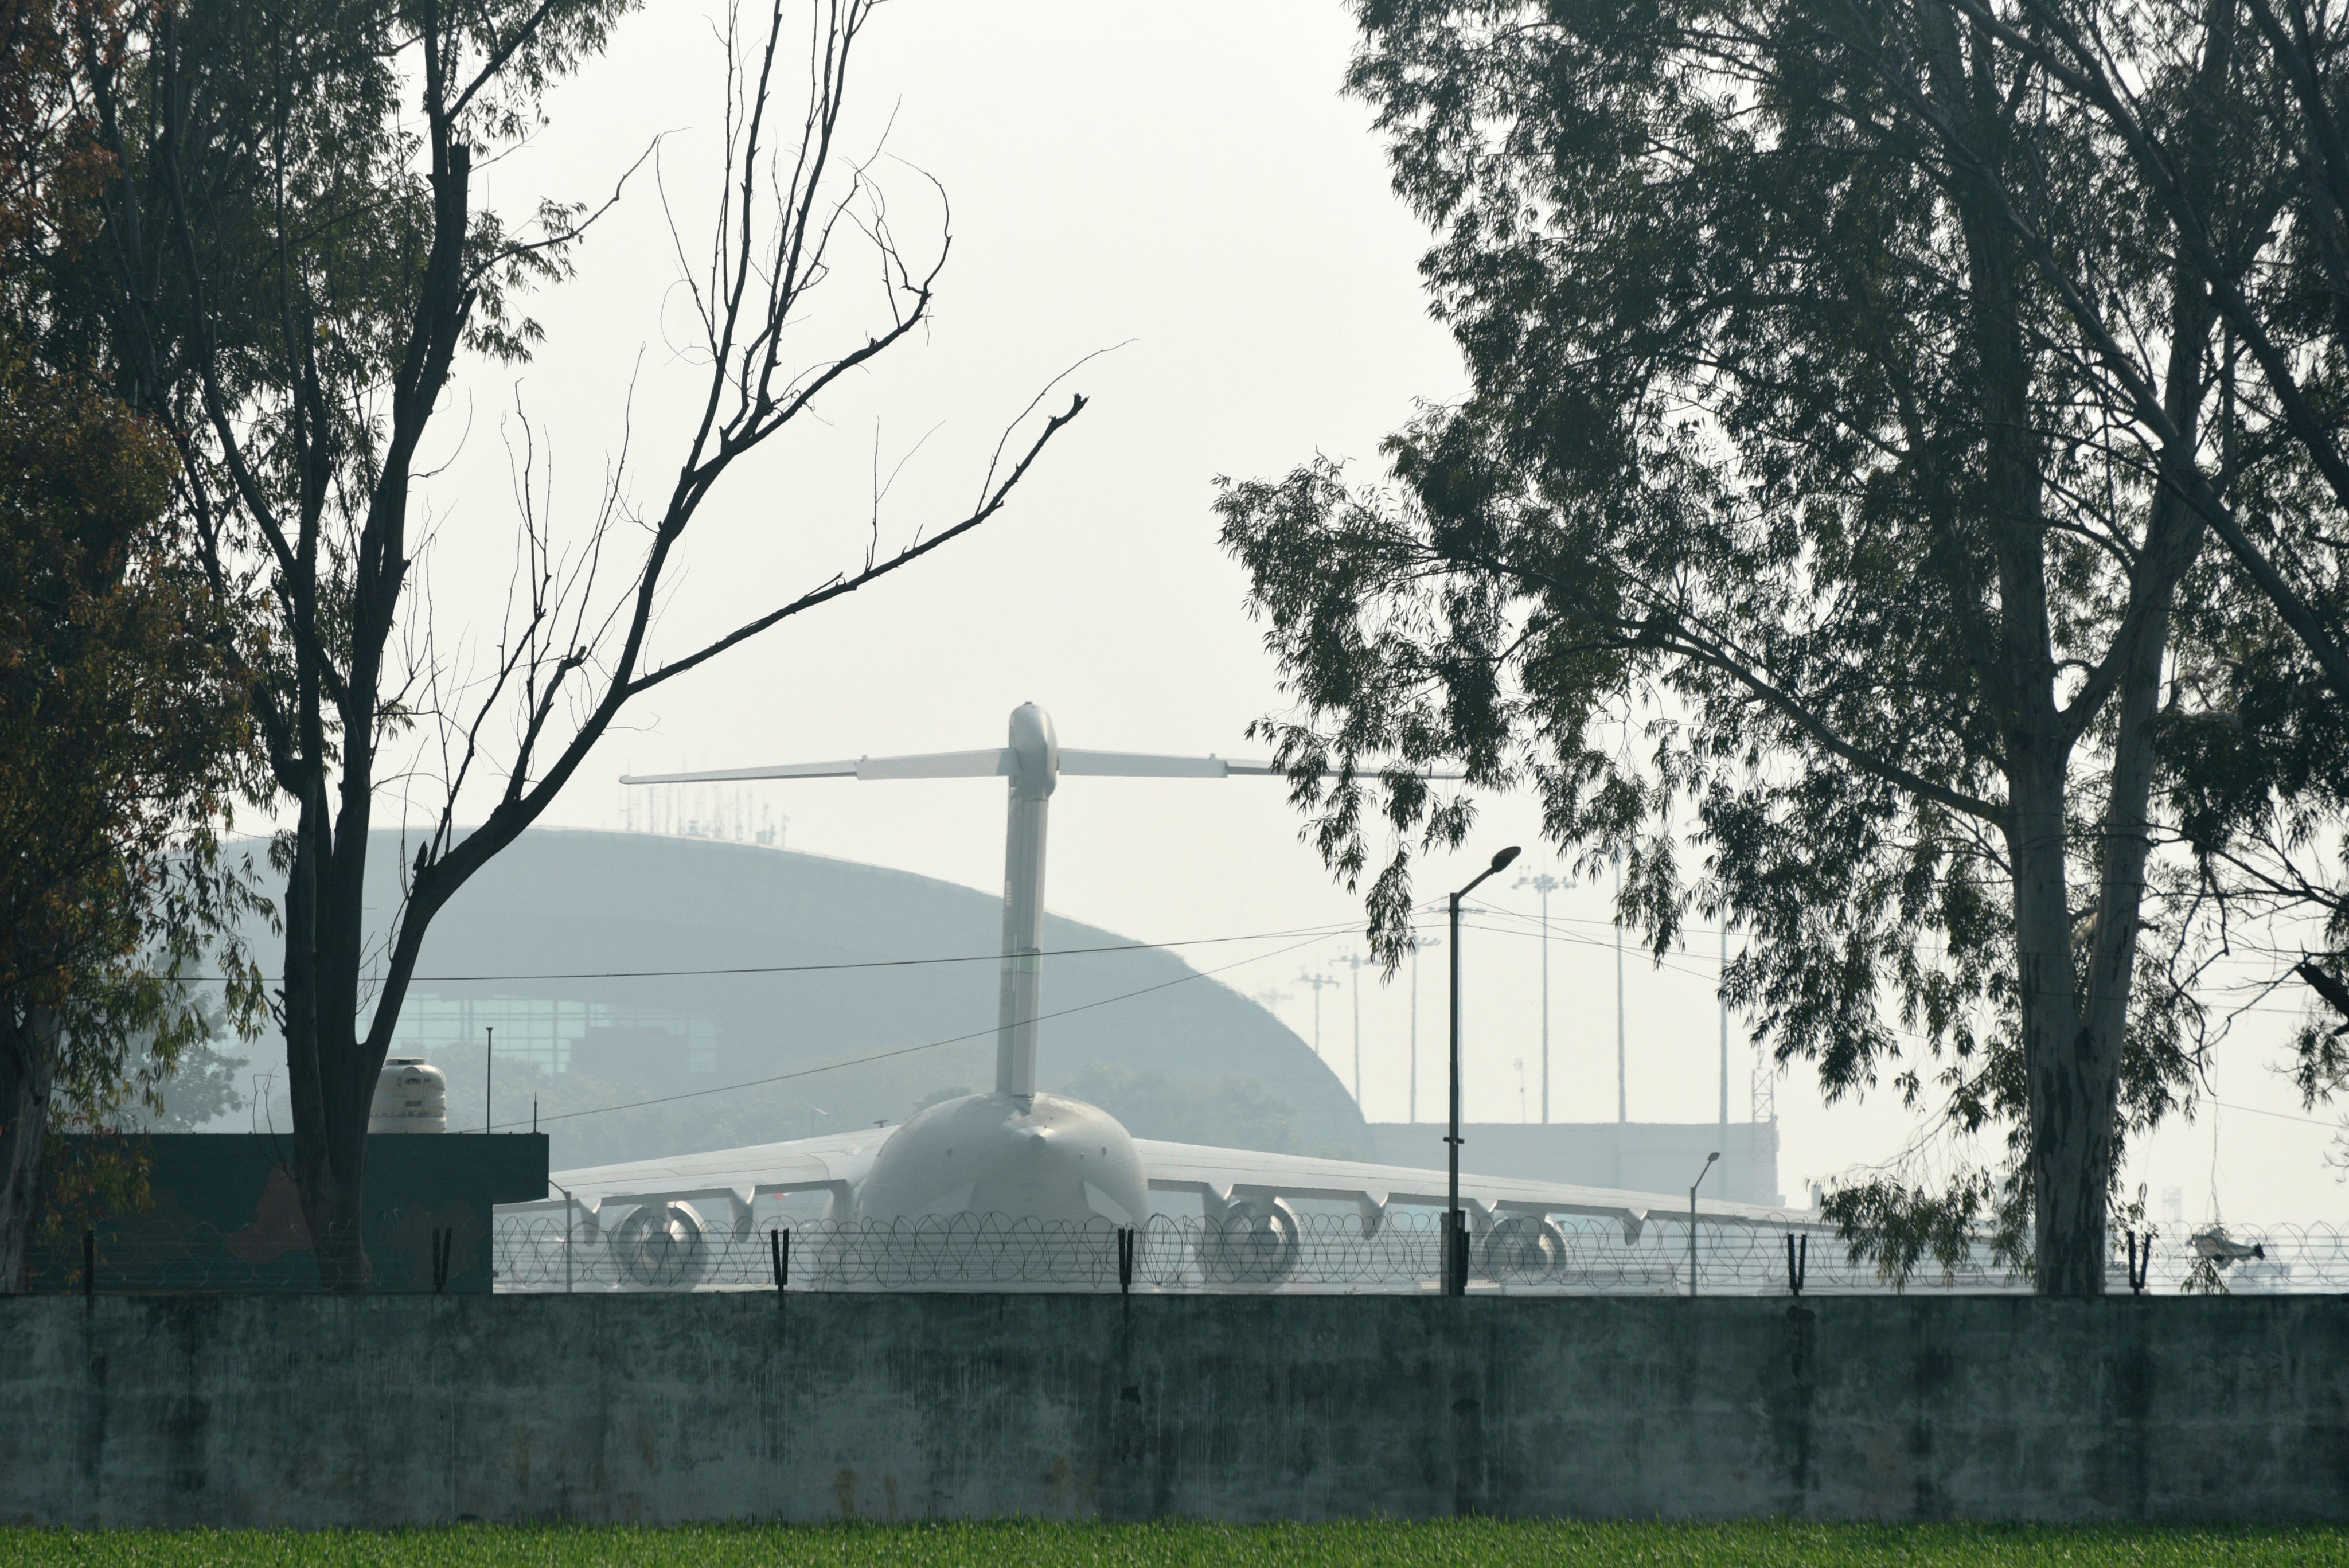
[138,1037,246,1132]
[0,350,263,1287]
[1,0,263,1289]
[61,0,632,1290]
[1215,0,2343,1292]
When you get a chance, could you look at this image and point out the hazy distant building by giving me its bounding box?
[213,830,1784,1202]
[229,830,1369,1165]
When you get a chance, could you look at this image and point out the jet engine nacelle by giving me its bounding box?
[1198,1195,1303,1286]
[1479,1214,1572,1282]
[609,1200,713,1289]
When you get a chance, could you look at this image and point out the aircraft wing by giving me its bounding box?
[1133,1140,1811,1238]
[508,1128,892,1234]
[509,1128,1812,1241]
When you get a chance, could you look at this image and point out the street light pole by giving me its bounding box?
[1719,923,1730,1128]
[1688,1151,1719,1297]
[1515,872,1563,1123]
[1410,934,1440,1124]
[1447,844,1521,1297]
[1614,864,1626,1126]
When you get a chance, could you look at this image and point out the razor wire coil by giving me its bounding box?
[21,1209,2336,1294]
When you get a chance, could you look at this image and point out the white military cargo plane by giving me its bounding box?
[494,705,1810,1290]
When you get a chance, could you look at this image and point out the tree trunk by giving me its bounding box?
[1919,5,2113,1294]
[296,1095,370,1291]
[279,808,379,1291]
[264,108,472,1297]
[0,1004,58,1293]
[2001,745,2104,1294]
[1917,0,2208,1294]
[2025,1024,2118,1295]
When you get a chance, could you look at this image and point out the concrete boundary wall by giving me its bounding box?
[2,1293,2344,1526]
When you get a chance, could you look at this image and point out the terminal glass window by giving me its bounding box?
[390,994,719,1074]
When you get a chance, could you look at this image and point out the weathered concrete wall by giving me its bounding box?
[2,1293,2344,1526]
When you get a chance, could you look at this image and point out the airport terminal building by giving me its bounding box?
[229,829,1780,1202]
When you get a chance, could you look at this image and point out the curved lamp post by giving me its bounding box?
[1688,1151,1720,1297]
[1447,844,1521,1296]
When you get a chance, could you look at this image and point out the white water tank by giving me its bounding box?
[370,1057,448,1134]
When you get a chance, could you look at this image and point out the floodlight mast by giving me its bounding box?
[621,703,1298,1106]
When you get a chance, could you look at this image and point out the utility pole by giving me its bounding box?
[1614,863,1627,1125]
[1409,933,1441,1124]
[1339,952,1372,1106]
[1297,971,1339,1063]
[1514,872,1563,1122]
[1719,923,1730,1128]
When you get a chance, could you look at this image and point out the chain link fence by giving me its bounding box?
[488,1204,2349,1296]
[21,1204,2334,1295]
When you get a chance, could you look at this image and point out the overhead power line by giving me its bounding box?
[1456,913,2324,1023]
[497,928,1347,1129]
[194,919,1384,986]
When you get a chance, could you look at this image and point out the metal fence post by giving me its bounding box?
[1786,1232,1807,1296]
[1118,1226,1134,1294]
[1445,1211,1471,1295]
[2126,1230,2152,1295]
[82,1230,93,1298]
[770,1227,789,1296]
[547,1179,578,1293]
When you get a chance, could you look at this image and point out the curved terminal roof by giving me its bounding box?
[256,829,1367,1163]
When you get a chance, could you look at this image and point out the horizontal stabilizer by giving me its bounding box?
[622,750,1012,786]
[1058,750,1275,778]
[620,759,859,784]
[853,749,1013,780]
[625,748,1456,786]
[1056,752,1458,781]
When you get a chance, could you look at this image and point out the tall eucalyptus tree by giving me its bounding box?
[1,0,263,1292]
[1219,0,2295,1290]
[1831,0,2349,1080]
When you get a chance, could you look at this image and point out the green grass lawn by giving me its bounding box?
[5,1522,2344,1567]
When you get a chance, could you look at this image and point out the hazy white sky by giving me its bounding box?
[393,0,2346,1219]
